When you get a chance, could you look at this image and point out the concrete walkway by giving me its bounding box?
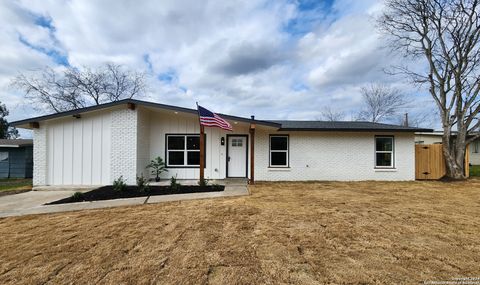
[0,179,249,218]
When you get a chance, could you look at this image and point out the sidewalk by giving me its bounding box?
[0,180,249,218]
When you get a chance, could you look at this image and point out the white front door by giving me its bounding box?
[227,136,247,177]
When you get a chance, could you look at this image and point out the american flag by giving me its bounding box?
[197,105,233,131]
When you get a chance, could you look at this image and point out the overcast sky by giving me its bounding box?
[0,0,437,135]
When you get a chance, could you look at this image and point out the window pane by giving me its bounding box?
[271,152,287,166]
[187,151,200,165]
[187,136,200,150]
[271,136,288,150]
[376,153,392,167]
[376,137,393,151]
[0,152,8,162]
[168,151,184,165]
[231,138,243,147]
[168,136,185,150]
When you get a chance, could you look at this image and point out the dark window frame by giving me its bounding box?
[269,135,290,168]
[374,135,395,169]
[165,134,206,168]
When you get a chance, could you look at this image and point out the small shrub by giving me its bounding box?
[113,176,127,192]
[146,157,168,182]
[170,174,181,192]
[71,191,85,202]
[136,174,150,193]
[198,178,209,187]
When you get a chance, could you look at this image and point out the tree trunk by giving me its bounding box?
[444,153,466,179]
[442,128,467,180]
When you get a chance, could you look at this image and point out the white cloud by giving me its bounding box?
[0,0,437,134]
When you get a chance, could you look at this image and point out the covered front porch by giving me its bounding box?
[138,105,274,184]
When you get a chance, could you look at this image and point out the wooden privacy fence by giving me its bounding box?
[415,144,469,180]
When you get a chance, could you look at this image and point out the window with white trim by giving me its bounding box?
[270,135,289,167]
[166,135,204,167]
[375,136,394,168]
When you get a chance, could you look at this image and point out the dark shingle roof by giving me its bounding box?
[0,139,33,146]
[10,99,280,128]
[10,98,432,133]
[269,120,432,132]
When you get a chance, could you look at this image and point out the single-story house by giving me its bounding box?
[415,131,480,165]
[12,99,431,186]
[0,139,33,179]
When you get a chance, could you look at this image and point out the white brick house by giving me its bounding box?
[12,99,431,186]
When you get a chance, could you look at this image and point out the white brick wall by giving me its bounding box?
[110,108,138,185]
[32,125,47,186]
[255,131,415,181]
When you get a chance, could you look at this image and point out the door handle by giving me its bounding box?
[227,156,231,162]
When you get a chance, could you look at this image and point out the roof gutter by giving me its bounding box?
[278,128,434,132]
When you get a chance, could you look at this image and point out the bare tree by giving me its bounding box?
[378,0,480,179]
[11,63,146,113]
[320,106,345,121]
[357,83,408,123]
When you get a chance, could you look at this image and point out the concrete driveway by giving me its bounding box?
[0,180,248,218]
[0,190,86,217]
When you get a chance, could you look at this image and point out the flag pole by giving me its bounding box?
[196,102,205,185]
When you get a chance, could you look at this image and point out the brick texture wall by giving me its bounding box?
[110,108,138,184]
[32,125,47,186]
[254,131,415,181]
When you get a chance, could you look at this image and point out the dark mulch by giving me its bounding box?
[46,185,225,205]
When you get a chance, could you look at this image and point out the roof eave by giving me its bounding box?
[278,128,434,132]
[11,99,281,129]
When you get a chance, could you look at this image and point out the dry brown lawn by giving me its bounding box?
[1,180,479,284]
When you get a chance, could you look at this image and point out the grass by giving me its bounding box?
[469,165,480,177]
[0,180,479,284]
[0,178,32,192]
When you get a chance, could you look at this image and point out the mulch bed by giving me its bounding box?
[46,185,225,205]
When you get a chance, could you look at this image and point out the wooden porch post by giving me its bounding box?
[199,125,205,183]
[196,102,205,184]
[249,121,255,184]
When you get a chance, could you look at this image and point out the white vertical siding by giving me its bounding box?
[136,107,151,178]
[72,119,83,185]
[62,121,73,184]
[45,111,112,185]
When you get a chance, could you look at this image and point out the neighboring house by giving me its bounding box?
[415,132,480,165]
[12,99,431,186]
[0,139,33,179]
[415,132,445,145]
